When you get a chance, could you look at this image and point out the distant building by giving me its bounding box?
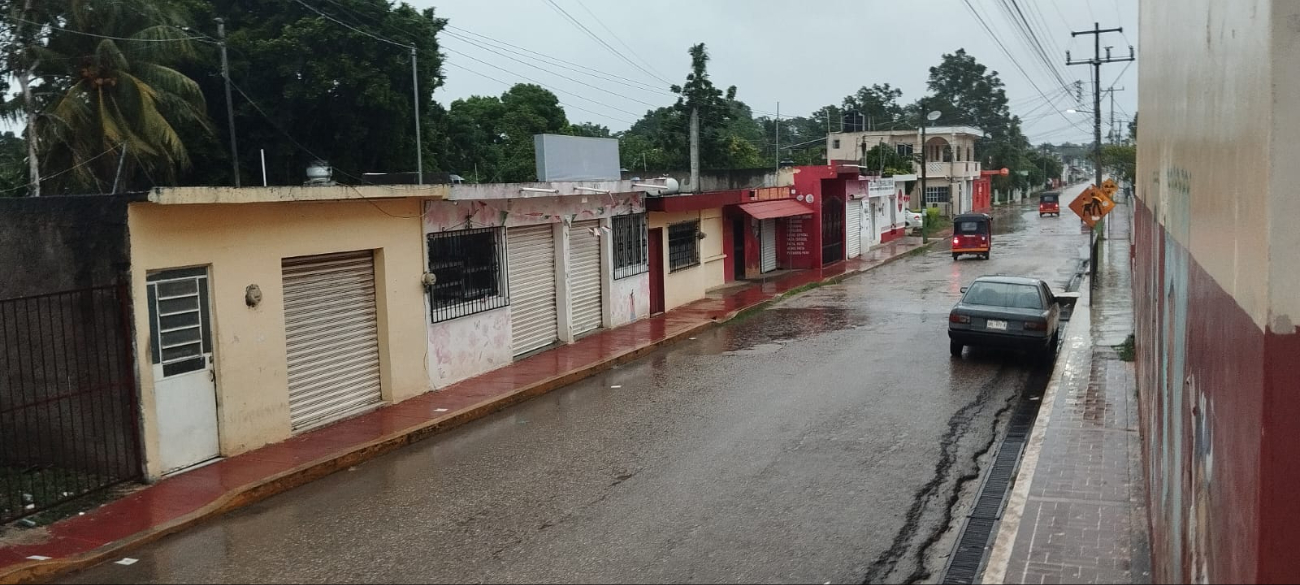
[826,126,984,215]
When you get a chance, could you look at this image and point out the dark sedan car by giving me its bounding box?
[947,276,1078,359]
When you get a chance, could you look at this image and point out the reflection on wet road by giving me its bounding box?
[64,195,1090,585]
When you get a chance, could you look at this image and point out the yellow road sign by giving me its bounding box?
[1069,186,1116,228]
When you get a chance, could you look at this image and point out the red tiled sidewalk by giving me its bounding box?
[0,235,941,584]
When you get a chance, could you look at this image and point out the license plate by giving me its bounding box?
[986,320,1007,331]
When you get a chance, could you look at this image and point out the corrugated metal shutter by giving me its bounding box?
[846,198,863,258]
[282,250,382,432]
[760,219,777,273]
[509,225,559,356]
[570,221,603,336]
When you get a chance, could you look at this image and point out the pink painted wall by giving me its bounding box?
[423,193,644,231]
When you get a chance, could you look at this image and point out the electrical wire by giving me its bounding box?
[541,0,672,86]
[291,0,410,49]
[443,62,637,126]
[12,17,214,44]
[0,144,123,195]
[571,0,670,83]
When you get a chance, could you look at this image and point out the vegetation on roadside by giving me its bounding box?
[1116,334,1135,361]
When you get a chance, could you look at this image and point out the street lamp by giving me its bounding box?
[919,110,941,244]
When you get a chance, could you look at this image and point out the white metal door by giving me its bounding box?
[760,219,777,273]
[509,225,559,355]
[846,198,863,258]
[148,267,220,475]
[569,221,602,336]
[282,251,382,432]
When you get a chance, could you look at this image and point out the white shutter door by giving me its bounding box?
[509,225,559,356]
[846,198,863,258]
[760,219,777,273]
[282,250,382,432]
[570,221,603,336]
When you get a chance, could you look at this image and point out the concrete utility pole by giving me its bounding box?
[1067,23,1133,190]
[774,101,780,170]
[689,107,700,192]
[411,45,423,185]
[1102,86,1126,143]
[217,18,240,188]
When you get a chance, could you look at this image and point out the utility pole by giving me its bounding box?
[1102,86,1126,143]
[217,18,240,188]
[16,0,40,196]
[1067,23,1133,190]
[411,46,423,185]
[774,101,780,170]
[689,107,700,192]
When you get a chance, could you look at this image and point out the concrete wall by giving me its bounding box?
[127,199,429,477]
[1135,1,1300,582]
[622,168,793,193]
[0,195,135,299]
[648,209,725,311]
[422,193,647,387]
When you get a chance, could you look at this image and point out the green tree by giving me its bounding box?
[444,83,570,183]
[1101,144,1135,183]
[0,131,26,195]
[842,84,905,129]
[184,0,447,186]
[863,143,912,176]
[5,0,209,193]
[567,122,611,138]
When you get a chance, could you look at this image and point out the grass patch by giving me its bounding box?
[1116,334,1135,361]
[925,216,953,237]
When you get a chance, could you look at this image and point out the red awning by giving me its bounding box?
[737,199,814,219]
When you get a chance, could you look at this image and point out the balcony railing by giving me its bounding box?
[918,161,982,177]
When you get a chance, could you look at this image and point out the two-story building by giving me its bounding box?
[826,126,984,216]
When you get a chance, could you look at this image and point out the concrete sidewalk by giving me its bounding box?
[982,202,1151,584]
[0,233,948,585]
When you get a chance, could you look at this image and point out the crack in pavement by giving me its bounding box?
[860,364,1011,584]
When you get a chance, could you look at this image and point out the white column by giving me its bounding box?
[553,221,574,343]
[599,216,615,328]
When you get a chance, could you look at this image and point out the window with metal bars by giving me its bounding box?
[147,267,212,377]
[612,214,648,279]
[925,186,951,204]
[668,220,700,273]
[426,227,509,322]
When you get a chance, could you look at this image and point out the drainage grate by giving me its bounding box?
[940,387,1042,584]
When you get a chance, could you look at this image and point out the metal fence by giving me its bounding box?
[0,284,142,523]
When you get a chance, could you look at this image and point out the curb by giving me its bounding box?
[0,238,939,585]
[979,275,1093,584]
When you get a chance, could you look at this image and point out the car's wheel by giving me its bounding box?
[950,340,963,357]
[953,253,959,261]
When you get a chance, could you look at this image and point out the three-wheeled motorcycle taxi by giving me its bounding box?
[952,213,993,260]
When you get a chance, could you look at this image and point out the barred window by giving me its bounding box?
[924,186,951,204]
[668,220,700,273]
[426,227,509,322]
[612,214,648,279]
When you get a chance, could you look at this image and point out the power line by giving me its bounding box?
[291,0,410,49]
[0,144,122,195]
[443,30,671,96]
[12,18,214,44]
[541,0,672,86]
[447,26,670,95]
[444,62,636,125]
[442,46,644,120]
[960,0,1088,132]
[571,0,670,82]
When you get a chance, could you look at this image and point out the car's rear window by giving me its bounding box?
[1042,195,1058,203]
[963,282,1043,309]
[956,221,984,234]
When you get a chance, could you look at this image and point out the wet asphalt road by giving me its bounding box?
[64,191,1089,585]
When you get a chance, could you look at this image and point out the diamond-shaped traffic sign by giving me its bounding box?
[1069,186,1116,228]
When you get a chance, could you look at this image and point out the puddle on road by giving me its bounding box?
[703,307,869,356]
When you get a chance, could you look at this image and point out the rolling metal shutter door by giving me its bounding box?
[282,251,382,431]
[760,219,777,273]
[570,221,603,336]
[846,198,863,258]
[509,225,559,356]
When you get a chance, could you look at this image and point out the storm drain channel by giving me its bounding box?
[939,261,1085,584]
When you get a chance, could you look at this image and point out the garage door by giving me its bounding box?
[570,221,603,336]
[760,219,777,273]
[846,198,863,258]
[509,225,559,356]
[282,250,382,431]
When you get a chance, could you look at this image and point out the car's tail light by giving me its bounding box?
[953,237,960,245]
[1024,321,1046,331]
[949,313,970,324]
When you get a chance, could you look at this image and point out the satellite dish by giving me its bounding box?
[926,110,942,122]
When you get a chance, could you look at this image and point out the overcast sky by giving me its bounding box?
[421,0,1138,145]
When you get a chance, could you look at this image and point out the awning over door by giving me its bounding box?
[737,199,813,219]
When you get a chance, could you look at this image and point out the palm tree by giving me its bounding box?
[34,0,210,193]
